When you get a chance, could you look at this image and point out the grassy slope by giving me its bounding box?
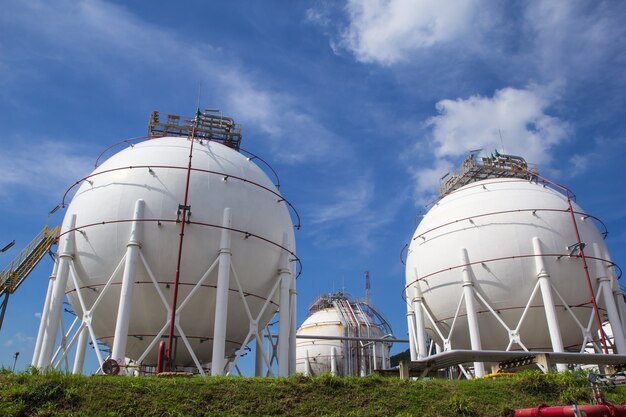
[2,371,626,417]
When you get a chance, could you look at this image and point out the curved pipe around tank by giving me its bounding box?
[57,218,303,279]
[402,252,618,304]
[59,164,301,230]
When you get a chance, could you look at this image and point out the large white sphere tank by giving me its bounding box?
[62,136,295,365]
[406,178,612,352]
[295,297,389,376]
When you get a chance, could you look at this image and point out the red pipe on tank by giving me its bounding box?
[515,166,609,354]
[166,110,199,370]
[156,341,166,374]
[515,403,626,416]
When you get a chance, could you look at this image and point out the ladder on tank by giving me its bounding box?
[0,225,61,331]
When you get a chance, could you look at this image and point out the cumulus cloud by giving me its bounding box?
[427,87,569,163]
[338,0,478,65]
[412,86,570,202]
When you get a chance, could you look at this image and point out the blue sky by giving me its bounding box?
[1,0,625,372]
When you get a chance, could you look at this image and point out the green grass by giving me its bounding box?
[1,369,626,416]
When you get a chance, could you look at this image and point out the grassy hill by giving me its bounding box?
[2,369,626,416]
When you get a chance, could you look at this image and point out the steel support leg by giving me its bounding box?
[289,272,297,375]
[0,293,9,332]
[255,336,263,377]
[32,261,58,366]
[278,233,292,377]
[330,346,337,376]
[593,243,626,353]
[412,276,428,359]
[211,208,232,376]
[38,214,76,369]
[407,311,418,361]
[303,350,310,376]
[615,288,626,335]
[406,283,418,361]
[460,248,485,378]
[533,237,567,372]
[72,325,89,374]
[111,199,144,363]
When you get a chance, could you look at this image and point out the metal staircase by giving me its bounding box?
[0,225,60,331]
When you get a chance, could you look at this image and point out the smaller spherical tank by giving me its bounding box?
[296,293,392,376]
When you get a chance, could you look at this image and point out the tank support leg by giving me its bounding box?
[407,310,418,361]
[38,214,76,369]
[613,281,626,335]
[211,208,232,376]
[289,271,297,375]
[32,261,58,367]
[406,281,418,361]
[532,237,568,372]
[331,346,338,375]
[460,248,485,378]
[303,350,310,376]
[593,243,626,353]
[278,232,292,377]
[412,273,428,359]
[111,199,144,364]
[255,335,264,376]
[72,325,89,374]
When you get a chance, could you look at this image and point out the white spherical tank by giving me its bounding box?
[406,178,614,352]
[296,308,348,376]
[61,136,295,366]
[296,294,391,376]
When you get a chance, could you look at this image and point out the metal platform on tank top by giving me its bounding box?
[147,109,242,150]
[395,350,626,379]
[439,152,539,198]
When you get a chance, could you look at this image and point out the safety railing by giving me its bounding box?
[0,225,60,295]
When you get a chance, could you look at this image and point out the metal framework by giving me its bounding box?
[32,205,298,376]
[0,225,60,331]
[397,350,626,379]
[148,110,242,151]
[439,152,538,198]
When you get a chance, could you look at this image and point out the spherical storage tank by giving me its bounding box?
[406,175,620,353]
[59,130,296,367]
[296,293,392,376]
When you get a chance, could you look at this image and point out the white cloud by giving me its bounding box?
[0,0,341,165]
[427,87,569,163]
[409,159,454,197]
[412,86,570,202]
[569,154,588,173]
[523,2,626,82]
[217,71,339,163]
[306,177,399,250]
[34,312,42,319]
[310,179,373,224]
[338,0,478,65]
[0,139,93,200]
[3,332,35,347]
